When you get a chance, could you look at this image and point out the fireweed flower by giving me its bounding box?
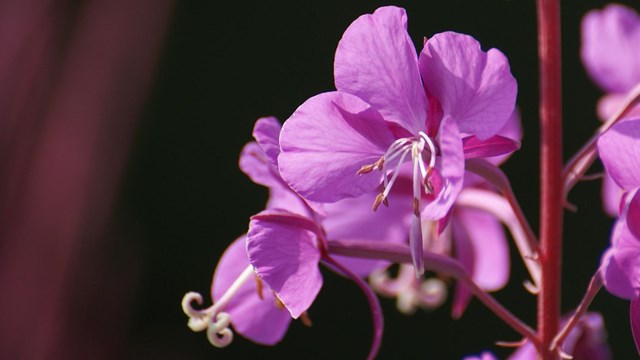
[278,6,517,275]
[360,99,521,316]
[581,3,640,216]
[370,198,510,316]
[244,117,409,317]
[182,234,293,346]
[509,312,611,360]
[597,118,640,351]
[183,116,408,348]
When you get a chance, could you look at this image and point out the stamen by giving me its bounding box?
[300,312,313,327]
[372,193,387,212]
[380,147,411,199]
[274,293,286,310]
[412,197,420,217]
[357,163,377,175]
[255,274,264,300]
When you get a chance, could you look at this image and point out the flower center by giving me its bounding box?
[357,131,439,276]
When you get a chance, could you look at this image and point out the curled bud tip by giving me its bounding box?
[205,312,234,348]
[396,290,417,315]
[188,317,210,332]
[419,278,447,309]
[182,292,204,318]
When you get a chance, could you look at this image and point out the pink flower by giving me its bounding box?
[243,117,408,318]
[597,118,640,353]
[509,312,611,360]
[184,117,407,348]
[581,4,640,216]
[278,6,517,274]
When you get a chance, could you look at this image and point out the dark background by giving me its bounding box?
[119,1,639,358]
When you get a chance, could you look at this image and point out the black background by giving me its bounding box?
[120,1,639,358]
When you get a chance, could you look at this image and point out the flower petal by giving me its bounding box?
[252,116,282,166]
[420,32,517,140]
[334,6,427,134]
[462,135,520,159]
[247,210,323,318]
[279,91,396,202]
[627,189,640,240]
[602,173,623,217]
[451,206,509,317]
[422,115,464,220]
[600,218,640,300]
[240,141,279,188]
[456,207,510,291]
[323,191,411,276]
[581,4,640,93]
[598,118,640,190]
[239,141,311,216]
[212,235,292,345]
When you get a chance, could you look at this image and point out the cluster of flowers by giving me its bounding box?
[182,4,640,358]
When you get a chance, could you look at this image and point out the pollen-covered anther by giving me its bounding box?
[372,193,388,211]
[357,163,376,175]
[423,167,435,194]
[300,312,313,327]
[273,293,286,310]
[412,197,420,217]
[254,274,264,300]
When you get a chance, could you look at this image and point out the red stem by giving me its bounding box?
[537,0,563,358]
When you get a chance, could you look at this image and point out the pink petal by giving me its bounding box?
[212,235,292,345]
[627,190,640,240]
[462,135,520,159]
[252,116,282,166]
[323,191,411,276]
[456,207,510,291]
[420,32,517,140]
[422,115,464,220]
[239,142,280,188]
[247,210,323,318]
[451,217,474,318]
[239,141,310,216]
[279,91,396,202]
[602,173,623,217]
[581,4,640,93]
[598,119,640,190]
[334,6,427,134]
[631,299,640,356]
[451,206,509,317]
[600,218,640,300]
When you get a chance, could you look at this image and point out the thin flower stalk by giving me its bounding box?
[563,82,640,196]
[550,272,603,355]
[327,239,538,344]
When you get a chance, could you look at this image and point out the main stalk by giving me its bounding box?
[536,0,563,358]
